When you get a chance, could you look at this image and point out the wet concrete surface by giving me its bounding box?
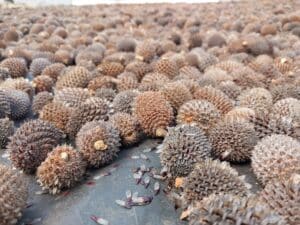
[1,138,261,225]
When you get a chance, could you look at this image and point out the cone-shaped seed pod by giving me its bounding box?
[133,91,174,137]
[115,73,139,92]
[136,40,157,62]
[53,87,91,108]
[94,88,116,102]
[125,61,153,81]
[213,60,244,74]
[252,134,300,186]
[160,82,193,112]
[188,194,286,225]
[0,58,27,78]
[30,58,52,77]
[224,107,256,123]
[178,66,202,81]
[0,90,11,118]
[32,91,53,116]
[209,119,258,163]
[0,164,28,225]
[202,68,233,84]
[140,72,170,91]
[0,118,14,148]
[97,62,124,77]
[76,120,121,168]
[40,102,73,134]
[0,78,34,99]
[32,75,54,93]
[3,29,19,42]
[182,159,251,207]
[154,58,179,79]
[160,125,211,178]
[41,63,66,81]
[270,84,300,102]
[177,100,221,133]
[110,112,140,146]
[273,57,295,75]
[67,97,113,138]
[218,81,242,100]
[4,90,30,120]
[7,119,64,173]
[55,66,91,90]
[193,86,234,114]
[117,37,136,52]
[270,98,300,124]
[112,90,139,114]
[242,35,273,56]
[87,76,117,91]
[0,67,11,81]
[37,145,87,195]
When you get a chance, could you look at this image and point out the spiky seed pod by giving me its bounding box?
[180,79,201,95]
[187,32,202,49]
[178,66,202,81]
[76,120,121,168]
[37,145,86,194]
[0,58,27,78]
[243,35,273,56]
[0,90,11,118]
[32,91,53,115]
[258,174,300,225]
[29,58,52,77]
[133,91,174,137]
[270,98,300,124]
[270,84,300,102]
[273,57,295,75]
[207,33,226,47]
[0,78,34,99]
[238,88,273,116]
[115,73,139,92]
[97,62,124,77]
[252,134,300,186]
[231,66,266,89]
[54,49,73,65]
[0,164,28,225]
[194,52,218,72]
[4,90,30,120]
[160,125,211,178]
[140,72,170,91]
[218,81,242,100]
[248,56,281,80]
[160,82,193,111]
[55,66,91,90]
[202,68,233,84]
[8,119,64,173]
[110,112,140,146]
[136,40,157,62]
[177,100,221,133]
[113,90,139,114]
[126,61,153,81]
[154,58,179,79]
[87,76,117,92]
[182,159,251,207]
[188,194,286,225]
[0,67,11,81]
[41,63,65,81]
[94,88,116,102]
[213,60,244,74]
[32,75,54,93]
[3,29,19,42]
[209,119,258,162]
[116,38,136,52]
[224,107,256,123]
[67,97,113,138]
[0,118,14,148]
[40,102,72,134]
[54,87,91,108]
[193,86,234,114]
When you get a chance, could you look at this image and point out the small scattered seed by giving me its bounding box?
[154,182,160,195]
[35,190,48,195]
[126,190,132,201]
[90,215,109,225]
[140,153,150,161]
[115,199,131,209]
[133,171,143,184]
[143,176,150,188]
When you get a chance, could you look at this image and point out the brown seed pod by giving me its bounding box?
[32,75,54,93]
[160,82,192,111]
[94,88,116,102]
[213,60,244,74]
[30,58,52,77]
[0,90,11,118]
[0,164,28,225]
[209,119,258,163]
[178,66,202,81]
[188,194,286,225]
[115,72,139,92]
[37,145,87,194]
[224,107,256,123]
[187,32,202,49]
[270,84,300,102]
[110,112,140,146]
[136,40,157,62]
[97,62,124,77]
[0,58,27,78]
[53,87,91,108]
[140,72,170,91]
[218,81,242,100]
[32,91,53,116]
[113,90,139,114]
[41,63,66,81]
[270,98,300,124]
[177,100,221,133]
[0,67,11,81]
[154,58,179,79]
[0,78,34,99]
[87,76,117,91]
[160,125,211,178]
[67,97,113,138]
[258,174,300,225]
[7,119,64,173]
[3,29,19,42]
[182,159,251,207]
[242,35,273,56]
[116,37,136,52]
[4,90,30,120]
[202,68,233,84]
[76,120,121,168]
[125,61,153,81]
[252,134,300,186]
[193,86,234,114]
[260,24,277,35]
[55,66,91,90]
[207,32,226,48]
[133,91,174,137]
[0,118,14,148]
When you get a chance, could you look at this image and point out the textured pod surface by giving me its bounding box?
[133,91,174,137]
[0,78,34,99]
[7,119,64,173]
[154,58,179,79]
[188,194,286,225]
[193,86,234,114]
[160,125,211,178]
[32,91,53,115]
[4,90,30,120]
[98,62,124,77]
[32,75,54,93]
[55,66,91,89]
[88,76,117,91]
[258,174,300,225]
[37,145,87,194]
[94,88,116,102]
[270,98,300,124]
[0,164,28,225]
[76,120,121,168]
[0,118,14,148]
[112,90,139,114]
[67,97,113,138]
[177,100,221,133]
[125,61,153,81]
[41,63,66,81]
[252,134,300,186]
[0,58,27,78]
[0,90,11,118]
[182,159,251,206]
[30,58,52,77]
[110,112,140,146]
[136,40,157,62]
[209,119,258,163]
[54,87,91,108]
